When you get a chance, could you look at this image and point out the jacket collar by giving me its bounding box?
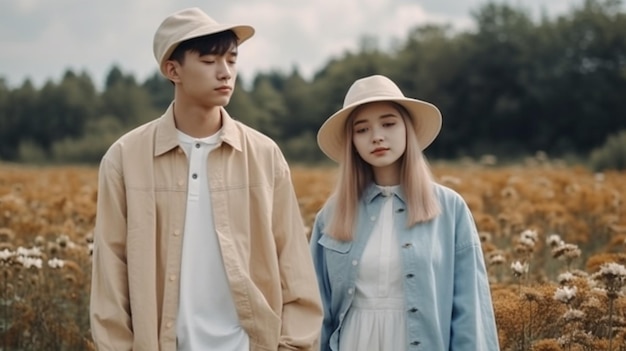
[154,102,243,156]
[362,182,406,204]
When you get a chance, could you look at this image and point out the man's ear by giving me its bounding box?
[164,60,181,83]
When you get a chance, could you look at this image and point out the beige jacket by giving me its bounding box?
[90,104,322,351]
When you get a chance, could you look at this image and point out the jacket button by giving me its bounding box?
[406,273,414,278]
[410,340,420,346]
[408,307,418,313]
[402,243,413,248]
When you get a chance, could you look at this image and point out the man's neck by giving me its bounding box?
[173,101,222,138]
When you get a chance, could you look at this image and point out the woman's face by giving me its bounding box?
[351,102,407,177]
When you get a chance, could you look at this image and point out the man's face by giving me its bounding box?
[172,46,238,108]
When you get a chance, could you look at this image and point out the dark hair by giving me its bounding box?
[168,30,239,64]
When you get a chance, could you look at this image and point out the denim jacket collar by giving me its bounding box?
[362,182,407,205]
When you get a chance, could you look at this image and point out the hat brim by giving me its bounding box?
[159,24,255,76]
[317,97,442,163]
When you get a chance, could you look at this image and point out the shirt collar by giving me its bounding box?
[154,102,243,156]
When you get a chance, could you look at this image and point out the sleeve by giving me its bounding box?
[89,153,134,351]
[309,211,333,351]
[272,155,324,351]
[450,197,500,351]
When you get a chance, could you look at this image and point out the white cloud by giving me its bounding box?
[14,0,40,14]
[226,0,450,82]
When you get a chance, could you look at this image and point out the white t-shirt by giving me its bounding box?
[176,129,249,351]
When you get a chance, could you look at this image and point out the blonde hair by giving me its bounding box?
[326,102,441,241]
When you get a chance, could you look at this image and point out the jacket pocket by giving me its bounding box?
[318,234,352,253]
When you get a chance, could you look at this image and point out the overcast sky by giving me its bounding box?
[1,0,578,89]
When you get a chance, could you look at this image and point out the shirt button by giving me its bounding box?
[177,148,183,154]
[352,260,358,266]
[406,273,414,278]
[177,179,184,186]
[410,341,420,346]
[402,243,413,248]
[192,173,198,180]
[173,230,180,237]
[195,143,200,149]
[370,216,376,221]
[347,288,354,295]
[166,321,173,328]
[408,307,418,313]
[169,275,176,281]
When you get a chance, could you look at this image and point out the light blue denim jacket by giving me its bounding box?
[310,183,500,351]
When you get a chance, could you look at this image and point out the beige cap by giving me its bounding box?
[153,7,255,77]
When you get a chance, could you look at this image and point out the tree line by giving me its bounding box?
[0,0,625,165]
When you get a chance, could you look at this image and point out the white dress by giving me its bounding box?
[339,186,407,351]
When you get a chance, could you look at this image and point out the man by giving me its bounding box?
[89,7,323,351]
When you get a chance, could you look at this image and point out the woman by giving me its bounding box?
[310,75,499,350]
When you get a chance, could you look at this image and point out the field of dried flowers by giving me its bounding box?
[1,155,625,351]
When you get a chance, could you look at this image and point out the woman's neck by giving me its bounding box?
[372,162,401,186]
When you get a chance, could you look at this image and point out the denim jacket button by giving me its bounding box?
[347,288,354,295]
